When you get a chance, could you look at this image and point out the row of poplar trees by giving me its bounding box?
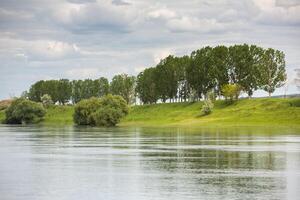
[26,44,286,105]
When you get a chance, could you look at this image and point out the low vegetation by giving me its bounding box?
[5,98,46,124]
[73,95,128,127]
[0,98,299,127]
[122,98,300,127]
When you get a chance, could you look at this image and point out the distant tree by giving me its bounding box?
[110,74,135,104]
[176,56,191,102]
[228,44,263,97]
[136,67,159,104]
[20,91,29,99]
[155,55,179,102]
[97,77,110,97]
[187,46,216,100]
[57,79,72,104]
[211,45,230,98]
[5,98,46,124]
[28,80,45,102]
[221,84,242,101]
[258,48,287,96]
[41,94,53,107]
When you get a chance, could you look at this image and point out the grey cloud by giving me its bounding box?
[0,0,299,99]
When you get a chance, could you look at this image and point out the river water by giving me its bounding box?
[0,125,299,200]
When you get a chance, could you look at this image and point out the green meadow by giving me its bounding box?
[2,98,299,128]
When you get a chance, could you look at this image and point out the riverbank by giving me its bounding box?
[0,98,299,127]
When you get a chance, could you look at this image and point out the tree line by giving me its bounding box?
[26,74,135,104]
[25,44,286,105]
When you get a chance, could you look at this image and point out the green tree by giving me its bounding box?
[187,46,216,100]
[110,74,135,104]
[136,67,159,104]
[5,98,46,124]
[258,48,287,96]
[57,79,71,104]
[97,77,110,97]
[41,94,53,107]
[28,80,45,102]
[221,84,242,101]
[155,55,179,102]
[212,46,230,97]
[176,56,191,102]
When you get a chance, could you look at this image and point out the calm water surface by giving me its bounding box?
[0,125,299,200]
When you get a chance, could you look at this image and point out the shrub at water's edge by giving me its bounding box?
[73,94,129,127]
[5,98,46,124]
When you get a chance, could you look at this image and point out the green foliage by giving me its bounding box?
[5,98,46,124]
[73,95,128,127]
[41,94,53,107]
[73,97,102,125]
[25,44,287,105]
[136,67,159,104]
[221,84,242,102]
[187,46,215,100]
[201,99,214,115]
[258,48,287,96]
[110,74,135,104]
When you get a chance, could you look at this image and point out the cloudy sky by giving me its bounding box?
[0,0,299,99]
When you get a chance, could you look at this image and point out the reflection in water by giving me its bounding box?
[0,125,299,200]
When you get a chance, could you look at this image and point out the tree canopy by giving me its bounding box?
[25,44,287,105]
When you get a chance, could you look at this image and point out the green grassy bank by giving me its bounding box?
[1,98,300,127]
[122,98,300,127]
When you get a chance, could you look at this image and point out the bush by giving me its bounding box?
[5,98,46,124]
[221,84,242,102]
[201,99,214,115]
[41,94,53,108]
[73,97,102,125]
[73,95,129,127]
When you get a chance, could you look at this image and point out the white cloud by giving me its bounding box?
[153,49,174,64]
[166,17,223,33]
[65,67,100,79]
[253,0,300,25]
[148,8,177,20]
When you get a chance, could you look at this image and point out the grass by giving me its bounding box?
[121,98,300,128]
[0,98,299,128]
[41,105,74,125]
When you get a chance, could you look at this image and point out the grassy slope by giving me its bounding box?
[41,105,74,125]
[121,98,300,127]
[0,98,299,127]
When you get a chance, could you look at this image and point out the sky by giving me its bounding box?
[0,0,299,99]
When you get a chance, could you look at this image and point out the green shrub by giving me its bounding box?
[73,97,102,125]
[201,99,214,115]
[221,84,242,102]
[73,94,129,127]
[5,98,46,124]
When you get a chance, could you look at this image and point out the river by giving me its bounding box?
[0,125,299,200]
